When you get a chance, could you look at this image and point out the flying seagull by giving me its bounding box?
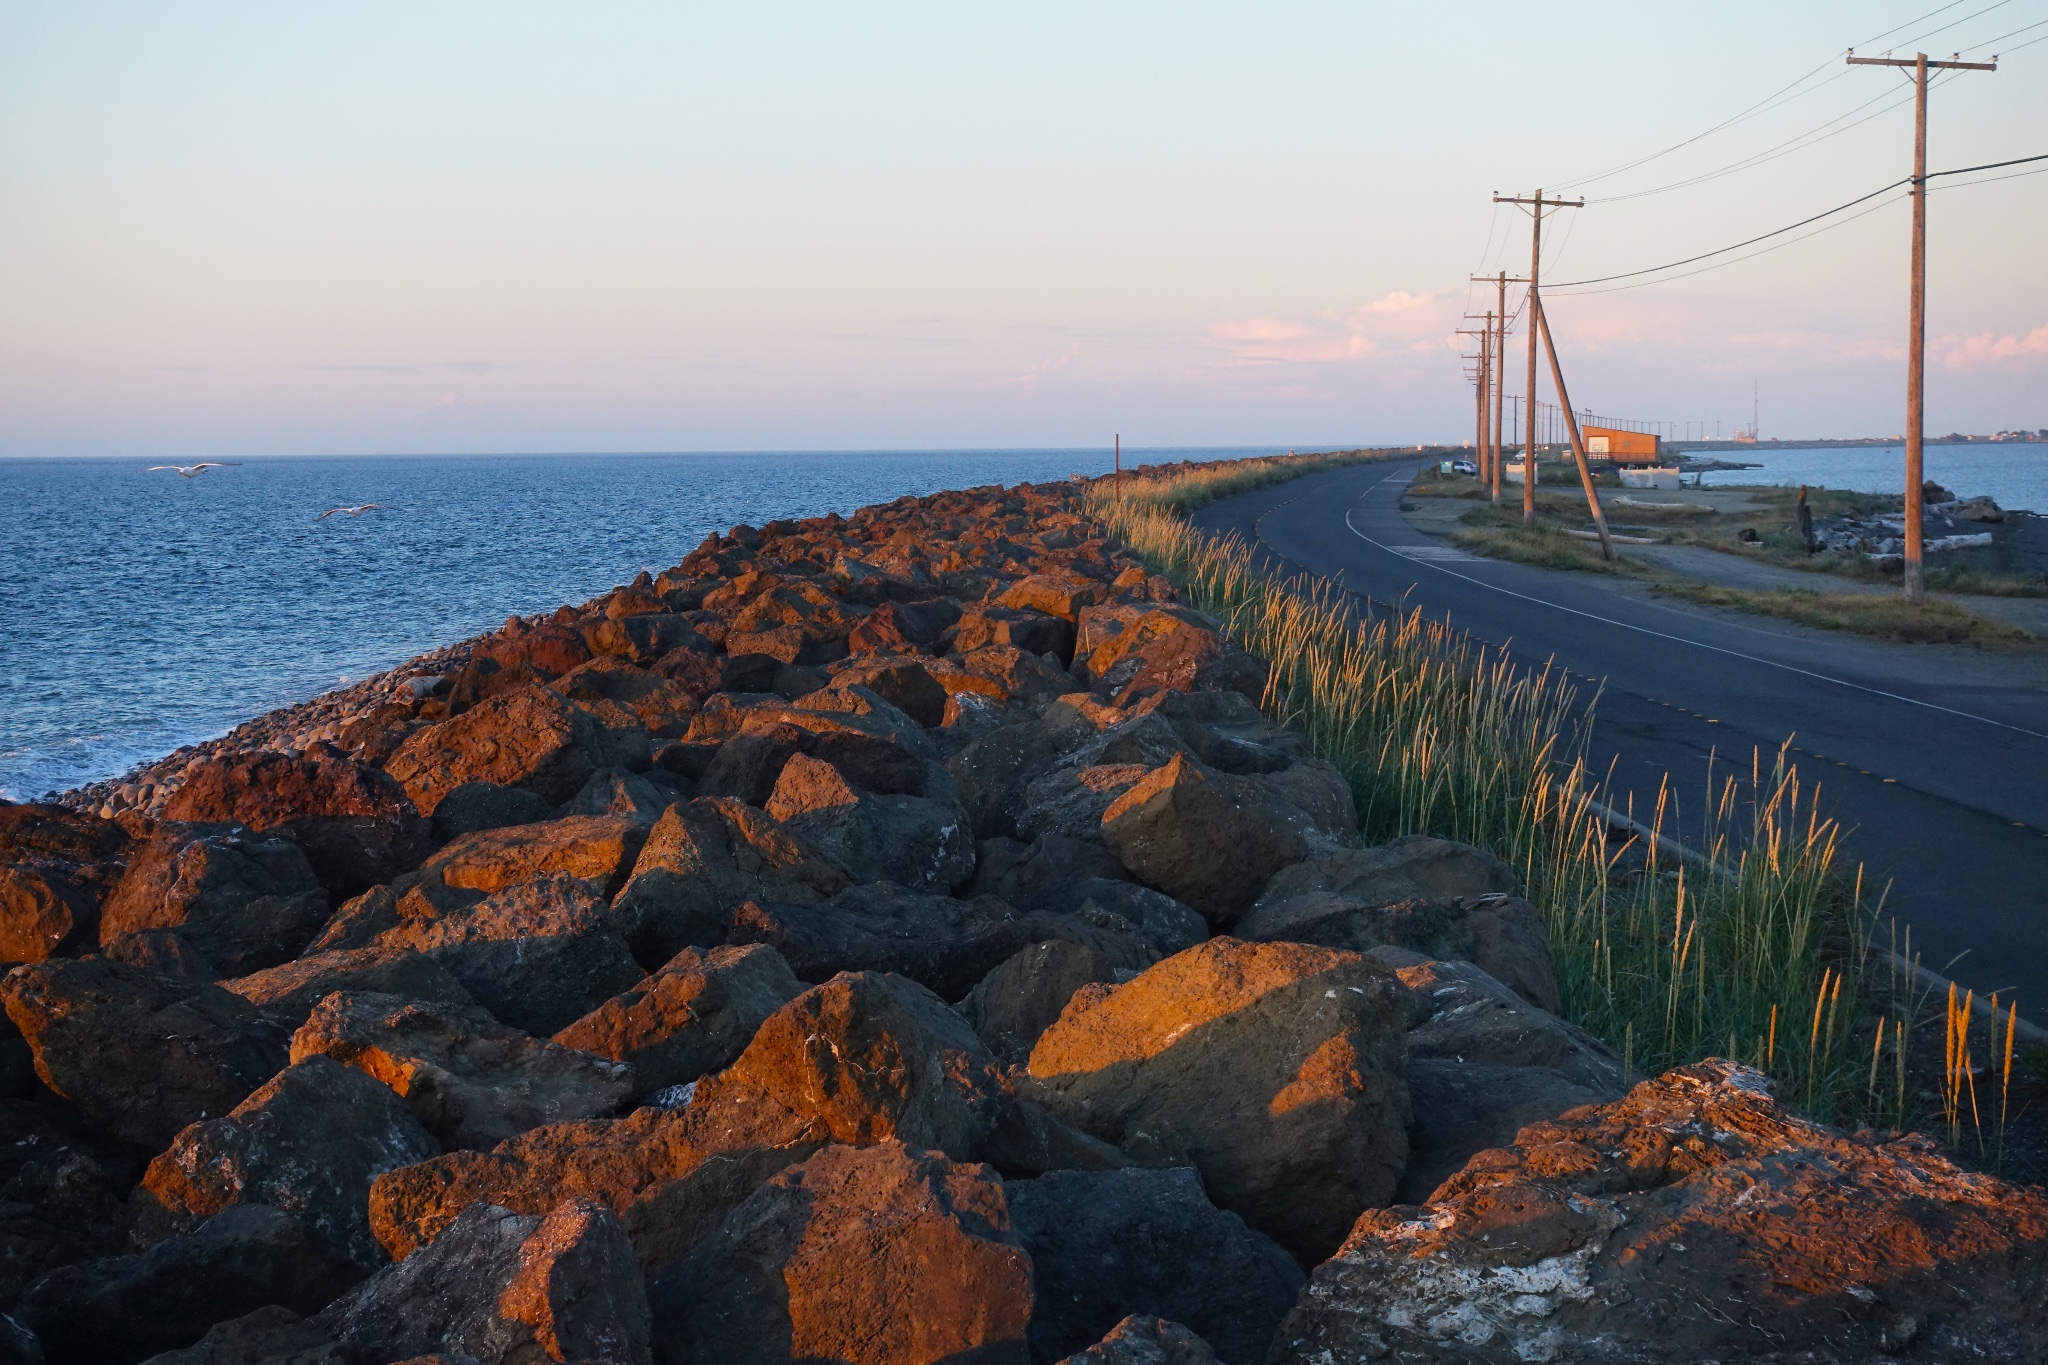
[145,462,242,478]
[316,503,394,520]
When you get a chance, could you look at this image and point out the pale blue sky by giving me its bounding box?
[2,1,2043,456]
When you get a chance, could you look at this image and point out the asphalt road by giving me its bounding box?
[1194,459,2048,1014]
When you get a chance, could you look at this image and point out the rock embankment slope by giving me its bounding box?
[1,475,2044,1365]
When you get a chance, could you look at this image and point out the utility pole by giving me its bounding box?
[1457,322,1490,475]
[1472,272,1524,504]
[1114,433,1121,487]
[1848,48,1996,604]
[1532,299,1616,560]
[1495,190,1582,525]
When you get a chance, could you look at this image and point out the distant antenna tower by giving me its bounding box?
[1753,379,1759,441]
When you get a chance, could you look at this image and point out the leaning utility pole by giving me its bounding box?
[1848,48,1996,604]
[1494,190,1582,525]
[1534,296,1615,559]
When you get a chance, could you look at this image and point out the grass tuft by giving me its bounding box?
[1652,582,2033,646]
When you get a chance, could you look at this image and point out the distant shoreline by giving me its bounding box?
[1666,436,2047,453]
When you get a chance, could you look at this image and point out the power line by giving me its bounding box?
[1546,193,1909,297]
[1589,74,1940,203]
[1545,150,2047,291]
[1546,0,2018,193]
[1546,179,1908,287]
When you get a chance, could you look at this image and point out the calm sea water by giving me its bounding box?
[1696,443,2048,511]
[0,448,1297,800]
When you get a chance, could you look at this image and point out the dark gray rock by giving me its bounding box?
[429,783,557,842]
[98,824,330,977]
[1,958,287,1151]
[130,1055,442,1269]
[1007,1166,1301,1365]
[372,875,645,1036]
[1056,1315,1220,1365]
[315,1199,650,1365]
[14,1204,360,1365]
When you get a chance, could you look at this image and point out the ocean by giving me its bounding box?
[0,447,1298,800]
[1694,442,2048,511]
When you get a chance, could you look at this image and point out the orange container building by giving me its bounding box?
[1582,427,1662,464]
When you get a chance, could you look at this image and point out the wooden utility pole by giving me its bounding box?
[1534,296,1615,559]
[1457,322,1489,474]
[1479,314,1493,483]
[1471,272,1524,504]
[1114,433,1121,486]
[1848,48,1996,604]
[1494,190,1582,525]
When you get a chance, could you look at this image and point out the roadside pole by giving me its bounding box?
[1493,274,1510,505]
[1847,48,1996,605]
[1495,191,1582,525]
[1535,296,1615,560]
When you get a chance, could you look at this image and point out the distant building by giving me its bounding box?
[1582,426,1662,465]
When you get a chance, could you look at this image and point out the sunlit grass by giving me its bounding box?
[1090,466,1891,1125]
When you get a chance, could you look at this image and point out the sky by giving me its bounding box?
[2,1,2044,457]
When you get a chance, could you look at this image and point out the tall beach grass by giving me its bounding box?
[1089,454,1899,1124]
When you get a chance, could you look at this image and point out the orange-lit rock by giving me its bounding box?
[1027,938,1408,1263]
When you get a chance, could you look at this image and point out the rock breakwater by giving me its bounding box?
[1,473,2043,1364]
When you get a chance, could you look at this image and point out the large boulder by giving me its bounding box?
[383,685,620,816]
[958,939,1126,1060]
[2,958,286,1150]
[1073,607,1266,706]
[13,1204,359,1365]
[824,657,950,727]
[129,1055,441,1270]
[1383,950,1624,1203]
[0,1099,128,1304]
[367,1103,823,1269]
[99,824,331,976]
[289,992,635,1150]
[647,1141,1034,1365]
[1272,1061,2048,1365]
[316,1199,651,1365]
[130,1305,347,1365]
[1008,1166,1301,1365]
[1389,956,1620,1093]
[1097,754,1308,925]
[427,782,556,842]
[414,815,648,899]
[0,803,130,962]
[1237,838,1557,1011]
[1026,938,1409,1263]
[609,798,849,967]
[847,599,961,657]
[973,835,1207,958]
[721,882,1138,1004]
[220,945,476,1027]
[693,971,1007,1160]
[372,875,646,1036]
[160,750,431,900]
[554,943,803,1099]
[764,754,974,893]
[553,657,702,739]
[1056,1316,1220,1365]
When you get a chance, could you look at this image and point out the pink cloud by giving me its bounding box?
[1936,325,2048,371]
[1206,290,1456,366]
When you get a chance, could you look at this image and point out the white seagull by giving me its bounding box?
[316,503,394,521]
[146,462,242,478]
